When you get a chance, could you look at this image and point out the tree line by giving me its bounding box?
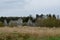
[0,14,60,27]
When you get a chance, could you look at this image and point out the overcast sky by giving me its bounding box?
[0,0,60,17]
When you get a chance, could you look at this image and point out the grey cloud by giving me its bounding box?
[0,0,60,16]
[0,0,28,9]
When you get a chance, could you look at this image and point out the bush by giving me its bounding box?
[0,22,4,27]
[35,18,60,27]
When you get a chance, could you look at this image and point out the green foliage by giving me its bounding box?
[0,22,4,27]
[35,17,60,27]
[0,14,60,27]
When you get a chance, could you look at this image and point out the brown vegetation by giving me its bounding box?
[0,26,60,37]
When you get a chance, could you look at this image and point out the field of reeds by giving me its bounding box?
[0,26,60,40]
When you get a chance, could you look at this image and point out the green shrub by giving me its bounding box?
[0,22,4,27]
[35,18,60,27]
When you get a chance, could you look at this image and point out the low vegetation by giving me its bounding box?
[0,22,4,27]
[0,27,60,40]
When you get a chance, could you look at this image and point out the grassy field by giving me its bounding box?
[0,26,60,40]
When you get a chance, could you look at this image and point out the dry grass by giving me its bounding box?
[0,26,60,37]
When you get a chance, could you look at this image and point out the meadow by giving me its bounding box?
[0,26,60,40]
